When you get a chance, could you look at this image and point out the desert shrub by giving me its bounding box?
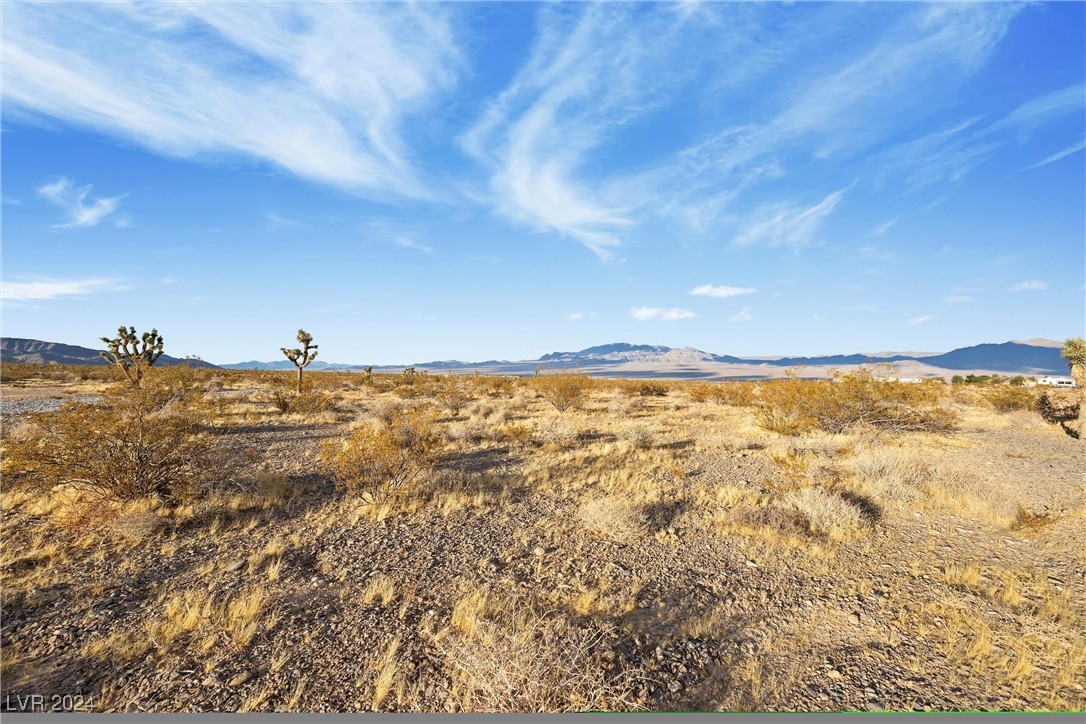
[578,496,650,543]
[467,400,496,420]
[445,419,491,445]
[435,591,642,712]
[716,382,758,407]
[320,407,441,500]
[501,423,533,444]
[287,390,342,416]
[688,381,757,406]
[623,380,669,397]
[261,378,339,416]
[3,385,217,503]
[727,504,813,539]
[619,423,656,450]
[754,404,814,436]
[786,487,870,540]
[986,385,1038,413]
[531,370,591,412]
[687,383,715,403]
[436,378,473,417]
[848,448,931,503]
[532,417,581,448]
[370,398,406,425]
[928,465,1020,528]
[755,370,955,436]
[1036,391,1079,423]
[475,375,518,398]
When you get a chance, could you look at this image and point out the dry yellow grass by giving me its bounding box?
[2,367,1081,713]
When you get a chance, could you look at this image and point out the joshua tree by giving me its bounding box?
[1061,337,1086,437]
[281,329,318,393]
[99,326,164,387]
[1062,338,1086,384]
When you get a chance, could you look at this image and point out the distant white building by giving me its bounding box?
[890,377,925,384]
[1037,376,1077,388]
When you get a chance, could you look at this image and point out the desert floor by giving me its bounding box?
[2,372,1083,713]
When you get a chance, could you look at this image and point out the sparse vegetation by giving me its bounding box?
[1,362,1082,714]
[319,406,442,500]
[531,369,591,412]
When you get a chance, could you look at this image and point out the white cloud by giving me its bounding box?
[3,3,464,200]
[1,277,128,301]
[689,284,756,298]
[1010,279,1047,291]
[879,84,1085,188]
[366,219,434,254]
[943,295,972,305]
[907,315,934,325]
[1022,139,1086,172]
[630,306,696,321]
[728,305,754,322]
[392,236,434,255]
[870,219,898,236]
[36,177,125,229]
[733,189,845,248]
[566,312,584,321]
[264,212,309,232]
[462,4,718,259]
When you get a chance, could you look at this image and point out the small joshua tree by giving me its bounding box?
[281,329,318,393]
[99,326,165,387]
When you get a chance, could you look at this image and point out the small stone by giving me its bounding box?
[225,560,245,573]
[746,560,758,568]
[228,671,253,687]
[866,702,884,712]
[668,680,682,693]
[532,547,545,557]
[849,612,862,625]
[827,669,843,680]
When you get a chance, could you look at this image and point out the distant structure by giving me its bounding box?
[1036,376,1077,388]
[890,377,925,384]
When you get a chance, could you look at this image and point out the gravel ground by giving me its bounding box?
[1,385,1083,713]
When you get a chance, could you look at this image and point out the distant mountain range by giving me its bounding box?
[0,337,1072,377]
[0,337,217,368]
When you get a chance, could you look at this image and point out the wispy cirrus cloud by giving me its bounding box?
[642,3,1020,232]
[37,177,125,229]
[690,284,756,298]
[907,314,934,325]
[1021,139,1086,172]
[729,305,754,322]
[879,83,1086,188]
[264,212,309,232]
[391,237,434,255]
[733,190,845,248]
[461,3,774,259]
[1,277,128,301]
[630,306,696,321]
[1010,279,1047,291]
[3,2,464,200]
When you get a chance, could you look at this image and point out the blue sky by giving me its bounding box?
[2,1,1084,365]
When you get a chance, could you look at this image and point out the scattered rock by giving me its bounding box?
[228,671,253,687]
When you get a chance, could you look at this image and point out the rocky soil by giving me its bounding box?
[1,382,1083,713]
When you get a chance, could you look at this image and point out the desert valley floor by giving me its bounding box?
[1,372,1083,713]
